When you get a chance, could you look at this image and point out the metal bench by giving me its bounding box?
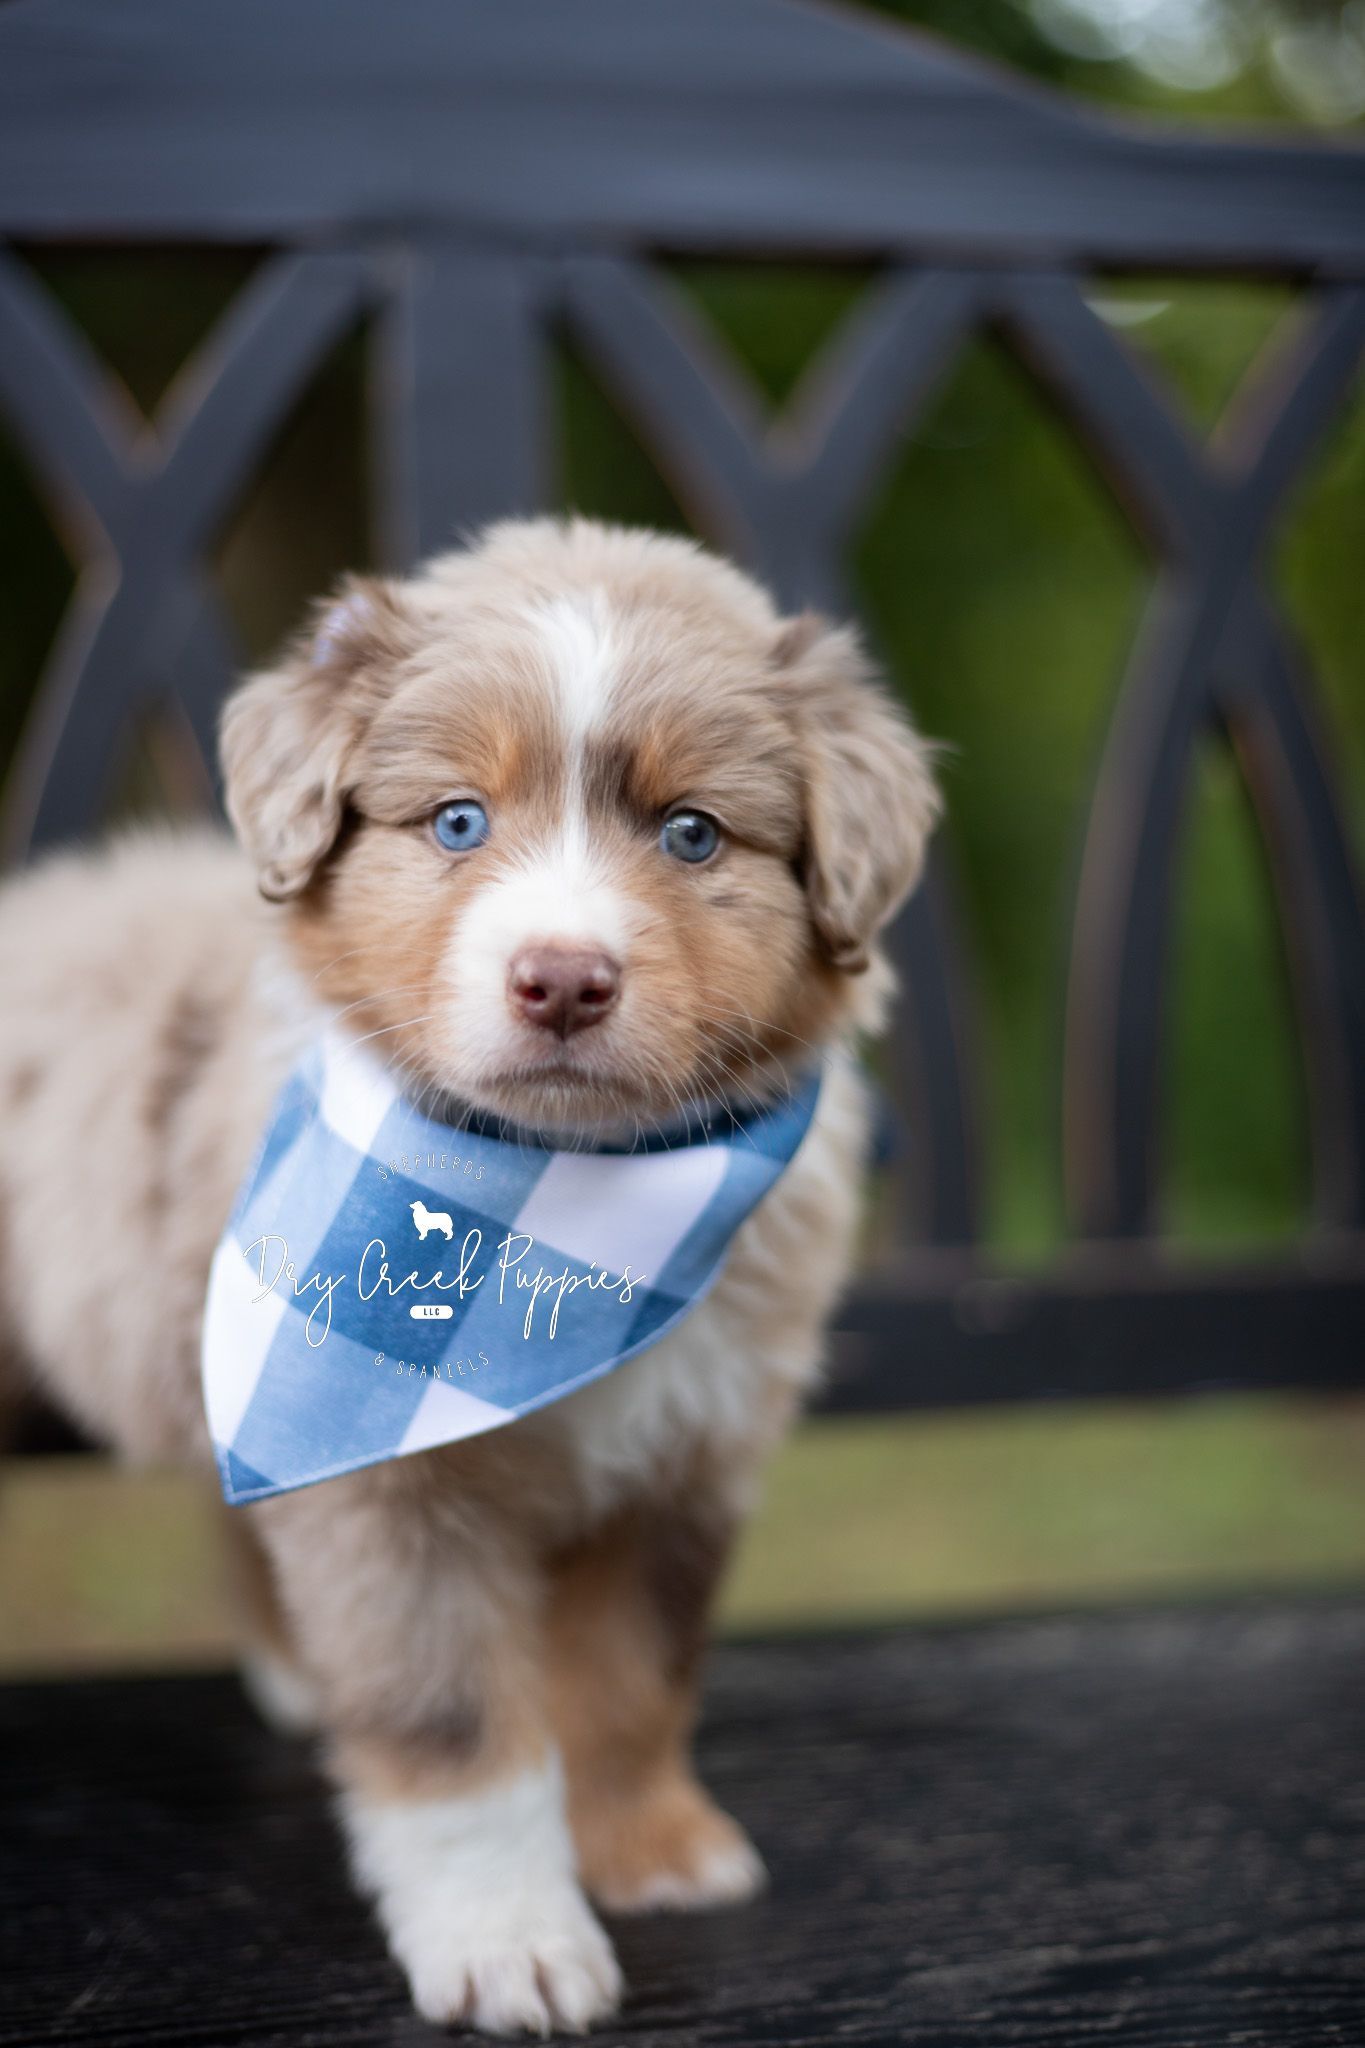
[1,1,1363,2039]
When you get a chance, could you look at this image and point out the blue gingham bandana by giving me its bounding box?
[203,1032,821,1504]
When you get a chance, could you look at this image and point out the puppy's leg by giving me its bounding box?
[219,1507,320,1734]
[251,1480,621,2034]
[547,1488,765,1914]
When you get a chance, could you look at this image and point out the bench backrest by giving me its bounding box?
[2,0,1362,1413]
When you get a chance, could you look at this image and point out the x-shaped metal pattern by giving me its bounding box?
[992,276,1365,1236]
[1,244,1360,1249]
[0,249,368,854]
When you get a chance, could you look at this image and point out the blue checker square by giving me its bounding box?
[230,1326,433,1495]
[367,1095,551,1216]
[446,1248,650,1410]
[285,1166,504,1356]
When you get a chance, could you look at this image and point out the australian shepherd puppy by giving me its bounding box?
[0,519,938,2034]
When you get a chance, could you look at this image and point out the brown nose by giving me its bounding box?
[508,945,621,1039]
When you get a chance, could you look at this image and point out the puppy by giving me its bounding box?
[0,519,938,2034]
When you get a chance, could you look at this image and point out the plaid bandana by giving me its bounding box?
[203,1032,822,1504]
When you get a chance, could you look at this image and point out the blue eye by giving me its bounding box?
[660,810,721,865]
[433,800,490,853]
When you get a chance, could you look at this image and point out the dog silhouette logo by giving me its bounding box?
[409,1199,455,1242]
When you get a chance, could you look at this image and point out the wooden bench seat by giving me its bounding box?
[4,1598,1362,2046]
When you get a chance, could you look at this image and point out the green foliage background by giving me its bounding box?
[1,0,1361,1261]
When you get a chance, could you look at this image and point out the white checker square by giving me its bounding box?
[512,1142,730,1283]
[202,1235,288,1448]
[398,1376,513,1454]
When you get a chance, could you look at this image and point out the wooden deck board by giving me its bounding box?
[3,1597,1363,2045]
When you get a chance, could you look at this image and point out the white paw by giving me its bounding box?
[342,1756,623,2035]
[404,1880,622,2035]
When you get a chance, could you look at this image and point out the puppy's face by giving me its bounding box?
[222,521,938,1134]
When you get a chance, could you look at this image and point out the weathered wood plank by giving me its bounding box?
[3,1600,1362,2044]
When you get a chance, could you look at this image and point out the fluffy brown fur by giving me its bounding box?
[0,518,938,2034]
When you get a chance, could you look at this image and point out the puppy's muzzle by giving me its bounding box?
[508,944,621,1039]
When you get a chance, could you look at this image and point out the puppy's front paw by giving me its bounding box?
[343,1761,623,2035]
[579,1779,767,1915]
[403,1878,622,2035]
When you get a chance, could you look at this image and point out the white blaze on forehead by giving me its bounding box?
[534,587,617,752]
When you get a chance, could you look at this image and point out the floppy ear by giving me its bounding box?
[775,613,941,974]
[220,578,412,902]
